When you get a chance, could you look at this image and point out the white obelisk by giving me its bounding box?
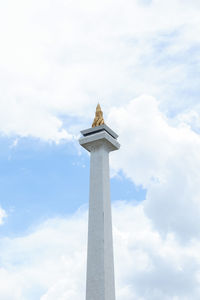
[79,104,120,300]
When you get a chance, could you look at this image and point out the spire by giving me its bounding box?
[79,109,120,300]
[96,103,101,111]
[92,103,105,128]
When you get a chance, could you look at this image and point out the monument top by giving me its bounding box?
[92,103,105,128]
[80,104,118,139]
[79,104,119,152]
[81,124,118,139]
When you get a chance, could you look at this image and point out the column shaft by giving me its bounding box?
[86,143,115,300]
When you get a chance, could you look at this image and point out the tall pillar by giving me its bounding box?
[79,121,120,300]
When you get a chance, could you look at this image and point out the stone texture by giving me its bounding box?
[79,128,120,300]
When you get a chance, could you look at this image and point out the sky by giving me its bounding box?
[0,0,200,299]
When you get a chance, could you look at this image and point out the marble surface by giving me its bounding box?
[79,128,120,300]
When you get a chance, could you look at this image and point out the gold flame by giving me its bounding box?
[92,103,105,128]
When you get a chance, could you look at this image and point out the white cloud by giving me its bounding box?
[113,202,200,300]
[0,202,200,299]
[0,208,7,225]
[0,1,200,299]
[108,95,200,241]
[0,211,87,300]
[0,0,200,141]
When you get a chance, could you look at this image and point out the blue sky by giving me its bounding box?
[0,0,200,299]
[0,136,146,237]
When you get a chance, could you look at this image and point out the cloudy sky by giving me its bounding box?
[0,0,200,299]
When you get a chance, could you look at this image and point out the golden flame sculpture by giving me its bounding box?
[92,103,105,128]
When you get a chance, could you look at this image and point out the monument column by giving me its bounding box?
[79,104,120,300]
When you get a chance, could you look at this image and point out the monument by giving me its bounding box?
[79,104,120,300]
